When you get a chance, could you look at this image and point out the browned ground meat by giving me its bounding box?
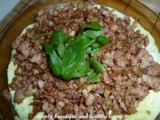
[10,3,160,119]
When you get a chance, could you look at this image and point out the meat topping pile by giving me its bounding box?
[10,3,160,119]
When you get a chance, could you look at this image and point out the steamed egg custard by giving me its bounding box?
[8,3,160,120]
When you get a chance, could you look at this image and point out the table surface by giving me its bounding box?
[0,0,20,21]
[138,0,160,15]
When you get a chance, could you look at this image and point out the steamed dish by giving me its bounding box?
[7,3,160,120]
